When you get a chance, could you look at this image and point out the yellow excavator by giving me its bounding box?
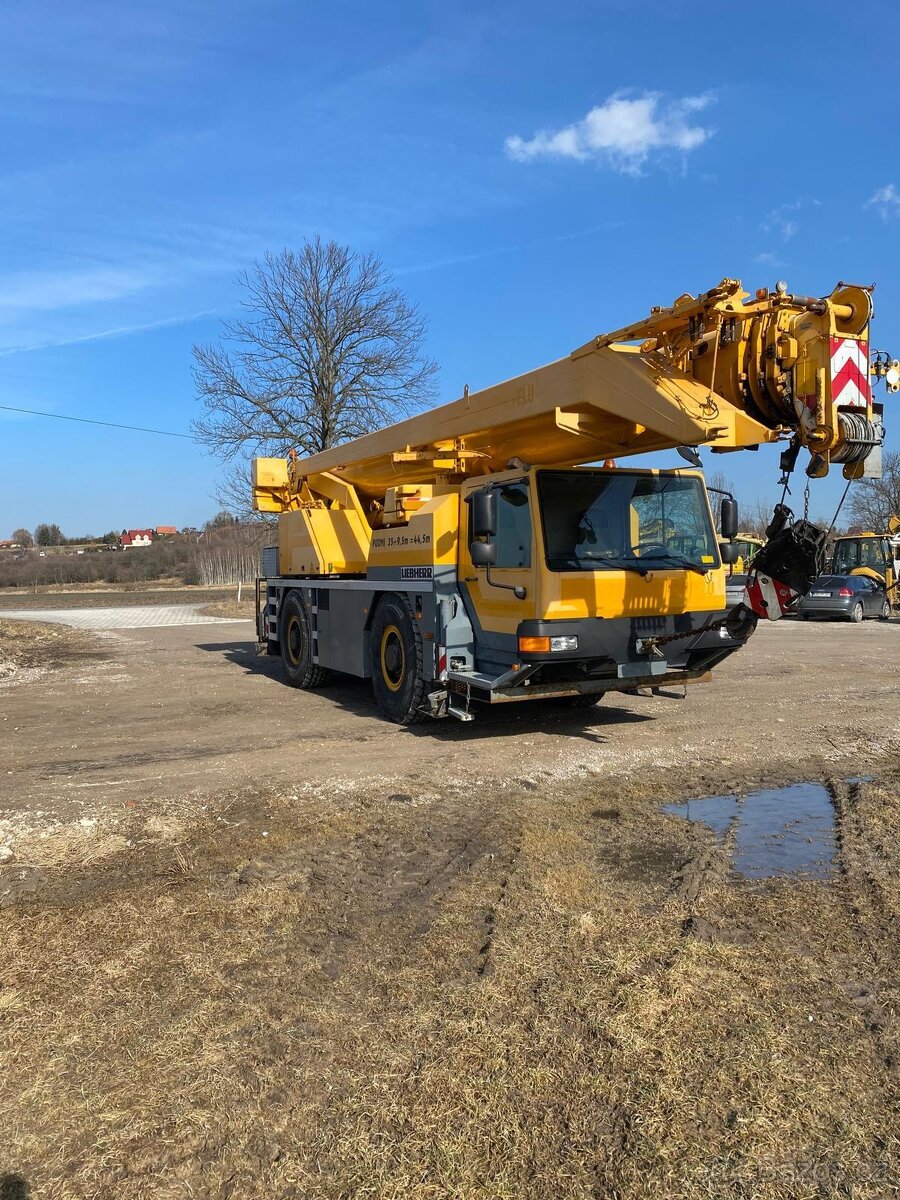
[730,533,765,575]
[829,515,900,603]
[253,278,893,722]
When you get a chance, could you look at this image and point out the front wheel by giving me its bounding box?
[849,602,864,624]
[369,595,429,724]
[880,599,892,621]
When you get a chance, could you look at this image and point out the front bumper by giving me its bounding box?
[449,610,741,704]
[514,610,739,673]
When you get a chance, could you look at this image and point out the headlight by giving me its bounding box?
[517,634,580,654]
[550,635,578,652]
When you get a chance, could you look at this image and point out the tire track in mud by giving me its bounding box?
[829,775,898,1067]
[233,799,520,986]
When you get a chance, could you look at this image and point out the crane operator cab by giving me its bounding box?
[456,466,743,717]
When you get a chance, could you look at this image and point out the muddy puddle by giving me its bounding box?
[663,781,837,880]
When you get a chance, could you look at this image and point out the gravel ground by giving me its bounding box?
[0,586,238,610]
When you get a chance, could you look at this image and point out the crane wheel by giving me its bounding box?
[280,591,331,688]
[369,594,429,724]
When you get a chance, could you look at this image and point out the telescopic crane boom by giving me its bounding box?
[255,278,888,515]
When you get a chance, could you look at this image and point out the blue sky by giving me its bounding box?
[1,0,899,535]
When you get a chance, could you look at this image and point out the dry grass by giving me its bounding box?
[1,769,897,1198]
[0,619,95,682]
[197,596,256,619]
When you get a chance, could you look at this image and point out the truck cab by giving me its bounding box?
[446,466,741,717]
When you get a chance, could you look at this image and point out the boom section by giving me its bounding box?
[253,278,886,516]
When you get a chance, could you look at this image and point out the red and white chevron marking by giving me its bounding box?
[830,336,869,408]
[744,573,796,621]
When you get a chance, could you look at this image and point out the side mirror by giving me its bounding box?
[720,497,738,541]
[469,488,497,537]
[470,539,496,567]
[720,541,741,565]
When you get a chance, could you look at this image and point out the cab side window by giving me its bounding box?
[494,484,532,568]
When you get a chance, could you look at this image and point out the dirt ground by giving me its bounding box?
[1,610,898,1199]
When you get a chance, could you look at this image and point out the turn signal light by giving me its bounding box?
[517,635,580,654]
[518,635,550,653]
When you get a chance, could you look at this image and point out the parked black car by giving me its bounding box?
[796,575,891,622]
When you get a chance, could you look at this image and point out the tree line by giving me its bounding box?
[8,526,120,549]
[0,521,270,590]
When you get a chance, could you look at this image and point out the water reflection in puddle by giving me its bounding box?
[663,782,837,879]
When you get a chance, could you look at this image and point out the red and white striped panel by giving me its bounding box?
[830,336,869,408]
[744,573,796,621]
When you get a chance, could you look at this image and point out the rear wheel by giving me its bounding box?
[849,602,864,624]
[280,591,331,688]
[369,594,429,724]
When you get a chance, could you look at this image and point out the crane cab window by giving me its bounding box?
[832,538,889,574]
[494,482,532,568]
[538,470,717,571]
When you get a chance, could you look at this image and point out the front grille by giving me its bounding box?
[632,616,666,637]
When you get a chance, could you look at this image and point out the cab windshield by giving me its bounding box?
[832,538,889,574]
[537,470,718,573]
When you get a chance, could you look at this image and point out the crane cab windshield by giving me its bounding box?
[536,470,718,573]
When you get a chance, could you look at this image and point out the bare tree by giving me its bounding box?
[11,528,33,548]
[704,469,735,497]
[196,522,268,585]
[192,240,439,480]
[742,498,775,539]
[845,450,900,532]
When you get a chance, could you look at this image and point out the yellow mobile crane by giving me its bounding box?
[253,278,892,723]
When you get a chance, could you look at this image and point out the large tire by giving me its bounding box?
[369,594,429,724]
[849,602,864,624]
[280,591,331,688]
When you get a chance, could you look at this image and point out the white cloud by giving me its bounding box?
[504,91,715,173]
[0,264,159,313]
[866,183,900,220]
[0,309,216,359]
[754,251,786,268]
[759,198,821,244]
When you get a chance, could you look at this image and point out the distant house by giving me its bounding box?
[155,525,177,538]
[119,529,154,549]
[0,539,18,551]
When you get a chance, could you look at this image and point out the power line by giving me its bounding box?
[0,403,194,439]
